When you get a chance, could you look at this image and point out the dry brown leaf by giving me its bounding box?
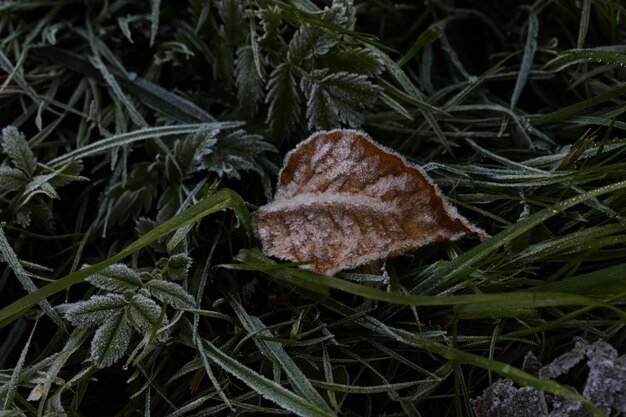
[253,129,488,275]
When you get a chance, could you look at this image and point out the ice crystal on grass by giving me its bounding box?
[254,129,487,275]
[473,339,626,417]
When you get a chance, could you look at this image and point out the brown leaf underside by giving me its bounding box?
[254,129,488,275]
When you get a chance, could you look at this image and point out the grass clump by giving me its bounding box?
[1,1,625,416]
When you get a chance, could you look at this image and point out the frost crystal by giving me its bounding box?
[473,338,626,417]
[253,129,488,275]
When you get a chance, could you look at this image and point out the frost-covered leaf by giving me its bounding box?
[2,126,37,177]
[103,163,160,227]
[473,338,626,417]
[472,379,549,417]
[64,293,128,328]
[47,160,84,188]
[166,253,192,281]
[303,70,382,130]
[128,294,167,333]
[288,26,335,65]
[304,82,337,131]
[235,46,265,117]
[196,130,276,179]
[266,63,301,138]
[146,279,195,309]
[254,130,487,275]
[15,206,31,228]
[218,0,245,44]
[91,309,132,368]
[320,47,383,76]
[258,5,282,44]
[23,176,59,200]
[86,264,143,292]
[27,196,54,232]
[0,166,29,192]
[166,127,219,182]
[326,0,356,29]
[135,217,156,236]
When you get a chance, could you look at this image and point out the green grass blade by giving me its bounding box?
[416,179,626,293]
[443,51,521,110]
[577,0,591,48]
[149,0,161,47]
[426,340,606,417]
[545,49,626,71]
[533,263,626,295]
[0,229,65,330]
[227,249,615,312]
[510,10,538,108]
[398,20,446,67]
[32,47,217,123]
[199,337,336,417]
[2,320,36,411]
[0,189,248,330]
[48,123,241,168]
[227,296,334,413]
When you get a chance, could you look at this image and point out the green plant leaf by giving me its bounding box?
[235,46,265,117]
[166,253,192,281]
[91,309,132,368]
[0,166,29,192]
[128,294,167,333]
[0,189,249,329]
[146,279,195,309]
[1,126,36,178]
[266,63,301,138]
[86,264,143,293]
[64,294,128,328]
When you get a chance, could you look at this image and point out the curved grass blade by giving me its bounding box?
[226,248,620,317]
[531,83,626,127]
[533,263,626,295]
[324,300,605,417]
[2,320,37,411]
[398,20,446,67]
[227,295,334,414]
[545,48,626,71]
[416,179,626,293]
[32,47,217,123]
[510,10,538,108]
[198,337,335,417]
[0,189,250,330]
[427,339,605,417]
[48,122,241,168]
[443,51,521,110]
[0,229,65,330]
